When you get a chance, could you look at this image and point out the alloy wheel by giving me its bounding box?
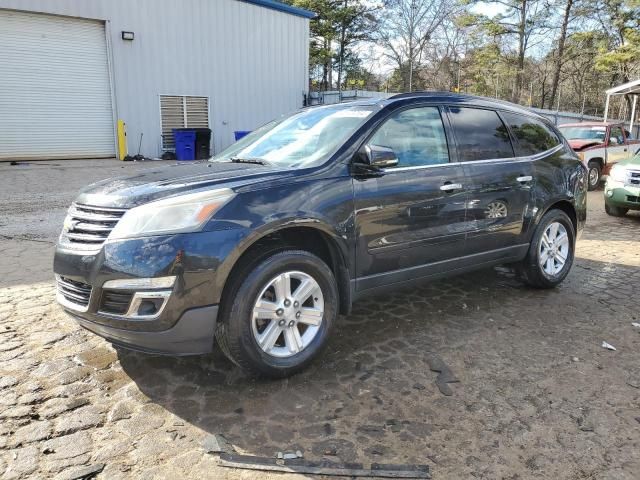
[485,201,508,218]
[538,221,570,276]
[588,167,599,188]
[251,271,324,358]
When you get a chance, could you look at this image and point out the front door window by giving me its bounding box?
[610,127,624,145]
[368,106,449,167]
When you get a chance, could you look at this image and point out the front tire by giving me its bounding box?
[519,210,575,289]
[605,203,628,217]
[215,250,338,378]
[587,161,601,191]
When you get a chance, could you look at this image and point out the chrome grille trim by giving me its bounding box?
[65,232,110,243]
[70,222,113,232]
[56,275,93,312]
[68,204,127,222]
[61,203,127,252]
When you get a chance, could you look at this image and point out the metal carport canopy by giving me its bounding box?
[603,79,640,133]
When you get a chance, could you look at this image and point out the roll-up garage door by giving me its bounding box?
[0,10,115,160]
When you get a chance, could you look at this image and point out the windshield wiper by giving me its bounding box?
[229,157,270,166]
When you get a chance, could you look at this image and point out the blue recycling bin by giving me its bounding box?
[234,130,251,141]
[173,129,196,161]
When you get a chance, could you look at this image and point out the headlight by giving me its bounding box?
[109,188,235,240]
[609,164,627,183]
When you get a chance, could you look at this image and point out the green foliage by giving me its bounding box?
[590,0,640,79]
[286,0,640,114]
[284,0,378,89]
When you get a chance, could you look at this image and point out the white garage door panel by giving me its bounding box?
[0,10,114,160]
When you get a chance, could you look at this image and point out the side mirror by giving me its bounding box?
[609,137,619,145]
[361,144,399,168]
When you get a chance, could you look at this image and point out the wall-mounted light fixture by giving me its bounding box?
[121,31,135,41]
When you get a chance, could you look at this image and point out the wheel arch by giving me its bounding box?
[217,222,352,317]
[540,200,578,236]
[587,157,604,168]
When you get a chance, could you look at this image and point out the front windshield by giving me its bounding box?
[211,104,376,168]
[559,126,606,142]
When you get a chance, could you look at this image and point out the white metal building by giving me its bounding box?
[0,0,312,160]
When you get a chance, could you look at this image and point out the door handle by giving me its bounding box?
[516,175,533,183]
[440,183,463,192]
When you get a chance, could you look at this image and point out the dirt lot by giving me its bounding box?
[1,160,639,479]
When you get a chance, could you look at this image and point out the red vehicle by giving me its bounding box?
[558,122,640,190]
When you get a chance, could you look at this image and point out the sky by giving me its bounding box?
[470,2,507,17]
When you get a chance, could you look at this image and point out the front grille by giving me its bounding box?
[62,203,127,251]
[629,170,640,186]
[626,195,639,203]
[56,276,92,310]
[100,290,134,315]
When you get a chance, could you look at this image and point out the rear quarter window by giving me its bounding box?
[501,112,560,156]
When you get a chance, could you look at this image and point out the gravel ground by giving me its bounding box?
[1,160,639,479]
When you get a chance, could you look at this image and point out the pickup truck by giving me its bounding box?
[558,122,640,190]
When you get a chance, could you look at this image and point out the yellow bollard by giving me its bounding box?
[117,120,128,160]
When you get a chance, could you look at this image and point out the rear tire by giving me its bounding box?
[605,203,628,217]
[519,209,575,289]
[215,250,338,378]
[587,161,601,191]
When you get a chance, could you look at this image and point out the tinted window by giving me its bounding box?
[501,112,560,156]
[368,107,449,167]
[448,107,514,161]
[610,127,624,145]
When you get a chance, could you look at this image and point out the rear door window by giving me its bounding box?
[447,107,514,161]
[501,112,560,156]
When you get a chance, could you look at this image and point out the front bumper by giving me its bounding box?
[604,181,640,209]
[68,305,218,355]
[53,229,246,354]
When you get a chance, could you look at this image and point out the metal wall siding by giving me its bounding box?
[0,10,114,159]
[0,0,310,158]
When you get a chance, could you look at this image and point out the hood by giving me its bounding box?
[616,154,640,168]
[568,139,602,151]
[75,161,294,208]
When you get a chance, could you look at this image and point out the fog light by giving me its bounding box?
[137,299,164,316]
[98,289,171,320]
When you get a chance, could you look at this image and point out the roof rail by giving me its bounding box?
[388,90,461,99]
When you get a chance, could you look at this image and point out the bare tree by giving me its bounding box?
[465,0,553,102]
[378,0,457,92]
[549,0,575,108]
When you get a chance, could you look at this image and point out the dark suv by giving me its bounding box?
[54,93,587,377]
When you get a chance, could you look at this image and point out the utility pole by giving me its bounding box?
[409,59,413,92]
[408,0,417,92]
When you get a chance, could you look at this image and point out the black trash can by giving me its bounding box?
[193,128,212,159]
